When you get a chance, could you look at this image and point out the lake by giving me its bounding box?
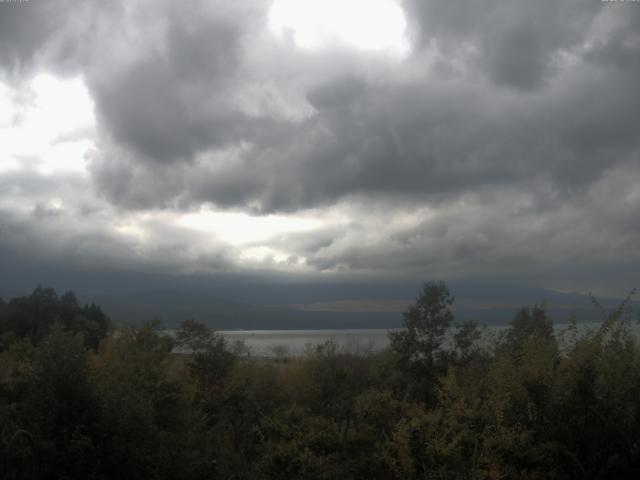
[220,329,390,357]
[217,321,640,357]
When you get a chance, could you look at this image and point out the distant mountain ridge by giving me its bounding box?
[2,285,636,330]
[81,287,637,330]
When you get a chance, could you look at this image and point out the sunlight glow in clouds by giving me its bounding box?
[0,74,95,175]
[269,0,409,55]
[239,245,295,265]
[180,208,322,245]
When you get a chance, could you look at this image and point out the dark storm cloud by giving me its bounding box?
[0,204,237,277]
[4,0,639,216]
[402,0,603,90]
[1,0,639,293]
[196,65,638,214]
[0,0,121,78]
[68,0,639,218]
[271,176,640,291]
[89,11,258,163]
[0,0,70,73]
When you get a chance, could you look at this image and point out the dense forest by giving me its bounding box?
[1,283,639,479]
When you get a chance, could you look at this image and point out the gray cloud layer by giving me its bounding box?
[83,0,640,214]
[1,0,639,294]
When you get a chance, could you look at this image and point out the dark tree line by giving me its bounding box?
[1,283,639,479]
[0,287,110,350]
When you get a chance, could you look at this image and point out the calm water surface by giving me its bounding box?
[217,322,640,357]
[220,329,390,357]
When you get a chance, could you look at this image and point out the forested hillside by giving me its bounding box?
[1,283,639,479]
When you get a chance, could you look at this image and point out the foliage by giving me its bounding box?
[390,281,455,363]
[389,281,456,403]
[175,319,215,354]
[0,287,110,350]
[1,284,640,479]
[501,304,555,353]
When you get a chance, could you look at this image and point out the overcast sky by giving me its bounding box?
[1,0,639,298]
